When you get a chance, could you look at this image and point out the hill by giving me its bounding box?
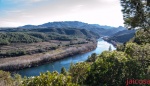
[19,21,126,36]
[103,29,135,44]
[0,27,98,58]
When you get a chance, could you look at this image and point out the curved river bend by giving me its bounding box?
[16,38,115,77]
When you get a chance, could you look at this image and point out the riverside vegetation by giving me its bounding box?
[0,0,150,86]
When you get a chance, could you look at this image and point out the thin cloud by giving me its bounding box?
[0,0,124,27]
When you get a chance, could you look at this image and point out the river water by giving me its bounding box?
[16,38,115,77]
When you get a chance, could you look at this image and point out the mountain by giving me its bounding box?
[19,21,125,36]
[0,27,99,45]
[104,29,136,43]
[28,27,100,38]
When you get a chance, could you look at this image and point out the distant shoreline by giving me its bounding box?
[0,42,97,71]
[102,37,117,47]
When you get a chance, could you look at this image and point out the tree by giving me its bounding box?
[69,62,90,85]
[120,0,150,33]
[109,45,112,51]
[86,51,128,86]
[0,70,22,86]
[86,53,97,62]
[23,71,78,86]
[85,50,149,86]
[61,67,67,75]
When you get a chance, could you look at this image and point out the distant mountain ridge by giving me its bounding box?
[104,29,136,43]
[20,21,126,36]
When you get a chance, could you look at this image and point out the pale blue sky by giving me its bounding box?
[0,0,124,27]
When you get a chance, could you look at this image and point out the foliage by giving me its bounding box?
[61,67,67,75]
[121,0,150,32]
[22,71,78,86]
[116,43,125,51]
[5,50,26,57]
[86,53,97,62]
[69,62,90,85]
[86,51,128,86]
[85,50,149,86]
[0,70,22,86]
[133,29,150,44]
[0,32,42,45]
[125,42,150,60]
[0,27,99,45]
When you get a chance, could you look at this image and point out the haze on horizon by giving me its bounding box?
[0,0,124,27]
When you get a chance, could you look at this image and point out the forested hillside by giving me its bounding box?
[0,27,99,45]
[104,29,135,44]
[0,28,98,58]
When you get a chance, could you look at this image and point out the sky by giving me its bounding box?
[0,0,124,27]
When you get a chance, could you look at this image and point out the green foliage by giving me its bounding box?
[0,70,13,86]
[5,50,26,57]
[61,67,67,75]
[69,62,90,85]
[125,42,150,60]
[133,29,150,44]
[125,59,149,79]
[116,43,125,51]
[0,38,10,45]
[22,71,78,86]
[0,27,98,45]
[0,70,22,86]
[86,51,128,86]
[121,0,150,32]
[27,32,49,41]
[0,32,42,45]
[85,50,149,86]
[86,53,97,62]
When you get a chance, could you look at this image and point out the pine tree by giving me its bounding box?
[120,0,150,33]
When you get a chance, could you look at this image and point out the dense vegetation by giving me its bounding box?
[0,0,149,86]
[0,28,99,45]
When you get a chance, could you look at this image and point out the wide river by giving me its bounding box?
[16,38,116,77]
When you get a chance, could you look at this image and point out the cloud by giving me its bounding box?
[28,0,48,3]
[30,0,43,2]
[0,0,124,27]
[0,21,24,27]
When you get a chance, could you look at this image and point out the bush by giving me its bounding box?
[0,70,22,86]
[69,62,90,85]
[22,71,78,86]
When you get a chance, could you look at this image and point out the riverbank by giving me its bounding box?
[102,37,118,47]
[0,41,97,71]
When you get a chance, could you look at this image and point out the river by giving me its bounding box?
[16,38,116,77]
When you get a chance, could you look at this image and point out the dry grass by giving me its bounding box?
[0,41,97,71]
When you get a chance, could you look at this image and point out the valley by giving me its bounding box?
[0,21,135,71]
[0,25,99,71]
